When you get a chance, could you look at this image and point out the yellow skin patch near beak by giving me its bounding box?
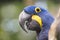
[32,15,43,28]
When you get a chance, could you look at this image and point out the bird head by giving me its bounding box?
[19,5,54,33]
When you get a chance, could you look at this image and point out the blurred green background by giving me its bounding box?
[0,0,60,40]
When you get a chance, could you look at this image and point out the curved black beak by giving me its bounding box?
[19,10,31,33]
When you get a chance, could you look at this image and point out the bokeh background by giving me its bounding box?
[0,0,60,40]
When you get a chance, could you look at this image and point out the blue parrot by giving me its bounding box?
[19,5,54,40]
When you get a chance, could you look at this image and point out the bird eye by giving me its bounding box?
[35,7,41,13]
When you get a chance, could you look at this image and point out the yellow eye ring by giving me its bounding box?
[35,7,41,13]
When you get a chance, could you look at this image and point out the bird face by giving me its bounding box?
[19,6,43,32]
[19,6,54,32]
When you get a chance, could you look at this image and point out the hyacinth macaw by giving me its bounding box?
[19,5,54,40]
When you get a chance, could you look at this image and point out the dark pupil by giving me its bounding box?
[37,9,39,11]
